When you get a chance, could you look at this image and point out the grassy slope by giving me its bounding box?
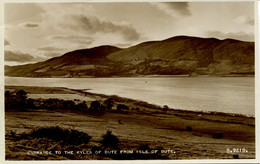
[5,36,254,77]
[5,86,255,160]
[108,36,254,66]
[5,46,122,77]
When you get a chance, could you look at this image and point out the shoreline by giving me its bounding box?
[5,85,255,159]
[5,85,254,118]
[75,89,254,118]
[5,74,255,78]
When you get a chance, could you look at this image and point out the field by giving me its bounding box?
[5,86,255,160]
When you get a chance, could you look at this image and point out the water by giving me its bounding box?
[5,76,255,116]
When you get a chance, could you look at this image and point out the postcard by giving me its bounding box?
[1,0,258,163]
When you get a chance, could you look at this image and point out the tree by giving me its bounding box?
[16,90,27,99]
[90,101,101,111]
[117,104,129,111]
[63,100,75,110]
[162,105,169,113]
[5,91,14,110]
[5,91,12,98]
[44,98,56,109]
[27,98,36,109]
[75,101,88,111]
[100,130,119,148]
[15,90,28,111]
[103,98,114,110]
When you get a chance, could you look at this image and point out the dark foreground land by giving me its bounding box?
[5,86,255,160]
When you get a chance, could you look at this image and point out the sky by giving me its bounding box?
[4,2,255,66]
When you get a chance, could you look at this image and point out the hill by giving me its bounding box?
[108,36,254,76]
[5,45,122,77]
[5,36,254,77]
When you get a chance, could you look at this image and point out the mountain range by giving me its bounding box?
[5,35,254,77]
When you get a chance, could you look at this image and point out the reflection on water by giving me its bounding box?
[5,76,254,116]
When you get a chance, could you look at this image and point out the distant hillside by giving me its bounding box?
[5,45,122,77]
[5,36,254,77]
[108,36,254,76]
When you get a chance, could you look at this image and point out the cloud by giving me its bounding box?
[43,52,62,58]
[38,46,64,51]
[5,50,43,63]
[246,19,254,25]
[39,35,95,53]
[152,2,191,17]
[48,35,94,45]
[206,30,254,42]
[24,23,39,28]
[38,3,142,42]
[163,2,191,16]
[114,43,132,48]
[50,35,92,40]
[4,39,10,46]
[233,16,254,26]
[19,22,39,28]
[63,15,141,41]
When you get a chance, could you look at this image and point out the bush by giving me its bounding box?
[212,133,223,139]
[26,98,36,109]
[90,101,101,111]
[100,130,119,148]
[5,91,12,98]
[63,100,75,110]
[117,104,129,111]
[135,107,140,111]
[103,98,114,110]
[16,90,28,99]
[19,126,91,145]
[162,105,169,112]
[44,98,57,109]
[75,101,88,111]
[5,90,28,111]
[186,126,192,132]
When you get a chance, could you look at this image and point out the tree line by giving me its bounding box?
[5,90,138,112]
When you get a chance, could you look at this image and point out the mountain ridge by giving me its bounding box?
[5,35,254,77]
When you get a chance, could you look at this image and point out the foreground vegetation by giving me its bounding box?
[5,86,255,160]
[6,126,168,160]
[5,89,167,113]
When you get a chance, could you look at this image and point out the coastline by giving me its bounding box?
[4,85,255,159]
[5,85,254,118]
[5,73,255,78]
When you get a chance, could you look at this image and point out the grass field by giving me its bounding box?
[5,86,255,160]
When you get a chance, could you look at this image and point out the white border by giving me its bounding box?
[0,0,259,163]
